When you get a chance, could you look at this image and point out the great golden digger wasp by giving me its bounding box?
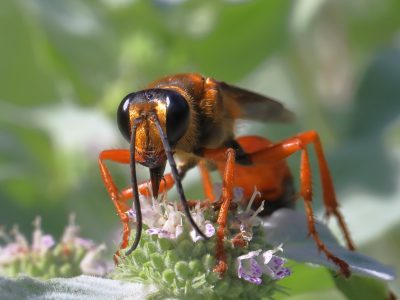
[99,73,355,277]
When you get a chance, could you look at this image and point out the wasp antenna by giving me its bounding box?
[151,113,208,240]
[125,118,143,256]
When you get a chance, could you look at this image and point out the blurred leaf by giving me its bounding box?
[346,0,400,54]
[15,0,119,105]
[277,289,346,300]
[275,264,337,300]
[349,48,400,138]
[334,274,390,300]
[0,275,155,300]
[0,1,57,105]
[331,47,400,193]
[184,0,291,80]
[362,221,400,296]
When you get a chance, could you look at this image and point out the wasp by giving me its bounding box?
[98,73,355,276]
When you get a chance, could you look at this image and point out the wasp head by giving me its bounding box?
[117,89,190,197]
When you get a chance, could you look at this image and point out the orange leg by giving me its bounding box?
[213,148,235,276]
[98,150,131,263]
[120,174,175,200]
[99,149,175,263]
[198,160,216,202]
[251,131,354,251]
[204,132,354,277]
[300,147,351,277]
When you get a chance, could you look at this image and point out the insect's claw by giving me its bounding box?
[213,260,228,277]
[324,210,332,220]
[335,259,351,278]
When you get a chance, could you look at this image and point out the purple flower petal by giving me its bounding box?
[241,272,262,285]
[237,247,291,284]
[76,238,95,249]
[41,235,55,249]
[271,256,284,267]
[126,209,136,220]
[250,258,263,277]
[146,228,179,240]
[237,259,263,284]
[205,223,215,238]
[158,230,175,239]
[146,228,161,235]
[274,267,291,279]
[233,187,244,203]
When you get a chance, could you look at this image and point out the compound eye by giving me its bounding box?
[165,90,190,146]
[117,94,134,141]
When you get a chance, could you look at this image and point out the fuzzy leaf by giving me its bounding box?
[0,275,156,300]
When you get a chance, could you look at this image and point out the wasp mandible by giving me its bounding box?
[98,73,355,276]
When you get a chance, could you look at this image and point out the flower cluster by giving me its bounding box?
[233,189,291,284]
[114,184,291,298]
[126,185,217,242]
[237,245,291,284]
[0,215,111,278]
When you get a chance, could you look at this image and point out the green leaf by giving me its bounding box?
[333,274,390,300]
[275,264,335,299]
[185,0,291,80]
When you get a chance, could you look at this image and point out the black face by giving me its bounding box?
[117,89,190,146]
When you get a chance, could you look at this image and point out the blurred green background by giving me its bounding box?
[1,0,399,297]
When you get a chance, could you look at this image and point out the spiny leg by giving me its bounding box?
[213,148,235,276]
[244,131,355,251]
[250,134,351,275]
[198,160,216,202]
[300,148,351,277]
[203,133,353,276]
[299,131,355,251]
[99,148,177,262]
[98,149,132,263]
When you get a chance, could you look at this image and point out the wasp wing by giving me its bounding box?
[218,81,295,123]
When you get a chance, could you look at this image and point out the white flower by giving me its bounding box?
[127,186,215,241]
[262,245,292,280]
[0,244,22,265]
[61,214,80,245]
[60,214,95,250]
[0,226,29,264]
[237,249,264,284]
[75,237,95,250]
[127,185,184,240]
[189,203,215,242]
[237,244,291,284]
[127,184,188,240]
[126,184,166,229]
[31,217,55,255]
[146,204,183,240]
[232,188,265,242]
[80,244,111,276]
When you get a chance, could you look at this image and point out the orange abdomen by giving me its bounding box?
[215,136,295,215]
